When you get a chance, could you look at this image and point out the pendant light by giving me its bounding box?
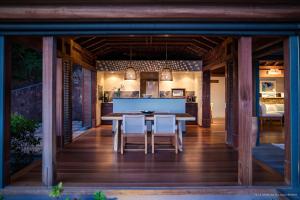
[124,47,136,80]
[160,41,173,81]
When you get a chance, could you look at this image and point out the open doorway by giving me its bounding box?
[252,37,286,185]
[210,67,226,125]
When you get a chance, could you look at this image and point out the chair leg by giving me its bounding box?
[175,133,178,154]
[152,134,154,154]
[121,134,124,155]
[145,134,147,155]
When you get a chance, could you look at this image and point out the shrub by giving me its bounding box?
[94,191,106,200]
[10,113,41,173]
[49,182,64,199]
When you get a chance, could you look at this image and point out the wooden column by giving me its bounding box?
[0,36,11,188]
[42,37,57,186]
[56,58,63,148]
[202,70,211,128]
[225,61,233,145]
[237,37,253,185]
[284,36,300,187]
[232,46,239,148]
[91,71,97,128]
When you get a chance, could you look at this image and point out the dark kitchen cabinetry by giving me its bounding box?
[186,103,198,125]
[101,103,113,125]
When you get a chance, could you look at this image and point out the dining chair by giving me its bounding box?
[121,115,147,154]
[152,115,178,154]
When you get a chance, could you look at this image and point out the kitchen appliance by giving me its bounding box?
[145,81,159,98]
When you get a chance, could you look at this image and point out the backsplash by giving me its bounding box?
[160,91,195,98]
[102,90,196,101]
[104,91,140,101]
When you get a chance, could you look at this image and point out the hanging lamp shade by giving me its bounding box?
[124,67,136,80]
[160,40,173,81]
[124,47,136,80]
[160,67,173,81]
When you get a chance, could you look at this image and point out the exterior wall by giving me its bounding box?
[211,77,226,118]
[11,83,42,121]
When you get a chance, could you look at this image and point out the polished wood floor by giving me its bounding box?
[259,120,285,144]
[11,119,284,187]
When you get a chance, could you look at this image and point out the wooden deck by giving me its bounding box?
[11,120,284,187]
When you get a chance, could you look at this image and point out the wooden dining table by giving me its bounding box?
[101,113,196,152]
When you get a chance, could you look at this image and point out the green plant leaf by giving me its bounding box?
[49,182,64,199]
[93,191,106,200]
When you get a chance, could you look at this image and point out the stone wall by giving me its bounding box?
[11,83,42,121]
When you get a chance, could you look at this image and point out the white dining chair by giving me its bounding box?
[121,115,147,154]
[152,115,178,154]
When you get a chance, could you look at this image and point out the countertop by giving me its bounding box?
[112,97,186,99]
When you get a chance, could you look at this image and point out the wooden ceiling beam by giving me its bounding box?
[85,39,106,49]
[190,43,209,53]
[94,47,114,56]
[254,39,283,52]
[186,46,202,57]
[1,5,300,21]
[254,47,282,59]
[79,36,98,45]
[200,36,219,45]
[89,43,108,52]
[192,39,214,50]
[97,42,192,46]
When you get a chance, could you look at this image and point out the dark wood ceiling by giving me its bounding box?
[253,37,283,62]
[74,36,226,60]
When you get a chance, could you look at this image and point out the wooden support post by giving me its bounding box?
[284,36,300,187]
[91,71,97,128]
[42,37,57,186]
[56,58,63,148]
[237,37,253,185]
[225,61,233,145]
[202,70,211,128]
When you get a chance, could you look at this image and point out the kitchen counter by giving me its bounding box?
[112,97,186,99]
[113,98,186,113]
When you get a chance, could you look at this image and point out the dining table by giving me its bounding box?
[101,112,196,152]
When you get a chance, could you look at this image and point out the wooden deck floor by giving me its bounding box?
[11,120,284,187]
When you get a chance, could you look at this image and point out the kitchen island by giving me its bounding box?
[113,97,186,113]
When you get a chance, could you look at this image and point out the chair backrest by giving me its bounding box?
[122,115,145,134]
[153,115,176,135]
